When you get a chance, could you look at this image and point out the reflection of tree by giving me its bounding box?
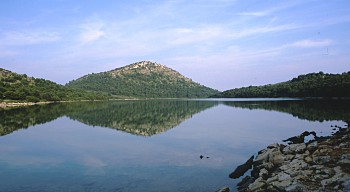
[0,104,66,136]
[66,100,217,136]
[1,99,349,137]
[0,100,217,137]
[223,100,350,123]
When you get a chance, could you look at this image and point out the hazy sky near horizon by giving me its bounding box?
[1,0,349,91]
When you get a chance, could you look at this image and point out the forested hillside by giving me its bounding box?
[66,61,219,98]
[211,71,350,98]
[0,68,108,102]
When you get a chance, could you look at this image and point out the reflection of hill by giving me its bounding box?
[0,100,217,137]
[223,100,350,123]
[2,99,349,137]
[66,100,217,136]
[0,104,66,136]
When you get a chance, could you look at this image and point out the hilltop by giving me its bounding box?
[0,68,108,102]
[66,61,219,98]
[211,71,350,98]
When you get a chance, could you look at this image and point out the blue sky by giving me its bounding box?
[1,0,349,91]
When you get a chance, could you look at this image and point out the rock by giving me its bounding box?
[229,155,254,179]
[283,143,306,154]
[271,179,293,189]
[277,172,291,181]
[269,149,284,165]
[304,156,313,163]
[266,175,278,183]
[259,168,269,179]
[267,143,279,149]
[216,186,230,192]
[283,131,317,144]
[248,177,266,191]
[234,127,350,192]
[255,149,271,165]
[313,156,331,164]
[285,154,294,161]
[307,141,318,152]
[237,176,253,191]
[285,182,304,192]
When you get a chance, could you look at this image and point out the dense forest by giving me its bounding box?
[0,68,109,102]
[66,61,219,98]
[211,71,350,98]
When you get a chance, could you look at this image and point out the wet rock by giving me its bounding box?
[216,186,230,192]
[283,131,317,144]
[237,176,253,191]
[229,155,254,179]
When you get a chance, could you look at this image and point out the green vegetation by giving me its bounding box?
[211,71,350,98]
[0,68,109,102]
[66,61,219,98]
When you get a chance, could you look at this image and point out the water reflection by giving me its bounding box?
[0,104,65,136]
[222,99,350,123]
[66,100,218,136]
[1,99,349,137]
[0,100,218,136]
[1,99,349,192]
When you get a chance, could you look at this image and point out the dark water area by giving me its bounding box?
[0,99,349,192]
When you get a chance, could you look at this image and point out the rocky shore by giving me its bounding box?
[228,124,350,192]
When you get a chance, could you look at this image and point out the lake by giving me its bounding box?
[0,99,349,192]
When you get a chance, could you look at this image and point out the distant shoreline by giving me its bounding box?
[2,97,350,109]
[0,101,55,108]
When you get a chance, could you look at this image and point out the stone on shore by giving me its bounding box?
[233,126,350,192]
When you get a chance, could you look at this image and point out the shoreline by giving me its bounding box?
[227,124,350,192]
[0,101,56,108]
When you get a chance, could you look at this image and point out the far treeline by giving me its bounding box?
[211,71,350,98]
[0,68,109,102]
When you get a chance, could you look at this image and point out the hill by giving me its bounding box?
[66,61,219,98]
[211,71,350,98]
[0,68,108,102]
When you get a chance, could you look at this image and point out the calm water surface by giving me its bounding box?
[0,99,349,192]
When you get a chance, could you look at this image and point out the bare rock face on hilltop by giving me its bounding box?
[66,61,219,98]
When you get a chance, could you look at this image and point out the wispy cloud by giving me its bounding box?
[292,39,333,48]
[236,1,302,17]
[79,20,105,43]
[236,11,268,17]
